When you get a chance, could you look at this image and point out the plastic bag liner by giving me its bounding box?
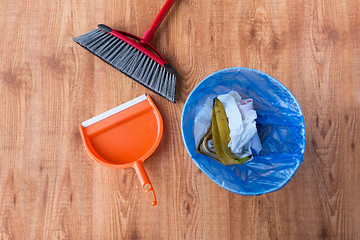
[181,67,306,196]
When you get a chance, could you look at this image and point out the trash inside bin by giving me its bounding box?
[181,67,306,196]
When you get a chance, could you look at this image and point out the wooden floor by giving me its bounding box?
[1,0,359,239]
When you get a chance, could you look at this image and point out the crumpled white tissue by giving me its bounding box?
[193,91,262,159]
[194,97,213,147]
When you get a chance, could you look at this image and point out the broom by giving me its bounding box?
[74,0,177,102]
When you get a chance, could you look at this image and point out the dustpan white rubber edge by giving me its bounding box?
[82,94,148,127]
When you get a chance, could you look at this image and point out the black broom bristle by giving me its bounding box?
[74,28,176,102]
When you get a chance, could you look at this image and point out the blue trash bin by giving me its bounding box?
[181,67,306,196]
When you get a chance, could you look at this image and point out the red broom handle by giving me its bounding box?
[140,0,176,45]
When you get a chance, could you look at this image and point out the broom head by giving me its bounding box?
[74,24,177,102]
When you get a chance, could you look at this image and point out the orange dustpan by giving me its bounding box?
[80,94,163,206]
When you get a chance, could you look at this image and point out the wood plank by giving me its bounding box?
[0,0,359,239]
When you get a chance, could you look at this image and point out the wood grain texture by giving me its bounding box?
[0,0,359,239]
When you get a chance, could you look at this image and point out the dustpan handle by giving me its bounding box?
[140,0,176,44]
[134,161,157,206]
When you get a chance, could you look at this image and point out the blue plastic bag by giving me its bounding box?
[181,67,306,195]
